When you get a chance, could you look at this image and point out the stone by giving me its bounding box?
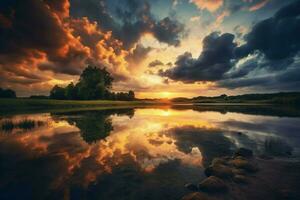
[229,158,258,173]
[258,154,273,160]
[198,176,228,193]
[181,192,212,200]
[204,163,234,179]
[185,183,198,191]
[211,158,227,165]
[233,175,248,184]
[234,148,253,158]
[232,168,247,175]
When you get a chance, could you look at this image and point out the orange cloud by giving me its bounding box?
[190,0,223,12]
[249,0,269,11]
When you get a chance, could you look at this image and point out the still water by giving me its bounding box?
[0,106,300,200]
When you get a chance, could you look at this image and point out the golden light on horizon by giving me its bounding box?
[160,92,171,98]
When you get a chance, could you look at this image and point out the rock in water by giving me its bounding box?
[185,183,199,191]
[204,163,234,179]
[198,176,228,193]
[234,148,253,158]
[233,175,248,184]
[229,158,258,172]
[181,192,212,200]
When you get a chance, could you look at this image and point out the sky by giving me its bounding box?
[0,0,299,98]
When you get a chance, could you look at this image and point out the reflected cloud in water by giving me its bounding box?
[0,106,300,199]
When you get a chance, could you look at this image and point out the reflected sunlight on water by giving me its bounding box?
[0,106,300,200]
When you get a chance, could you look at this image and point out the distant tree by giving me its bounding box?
[29,95,49,99]
[76,66,113,100]
[0,88,16,98]
[128,90,135,101]
[50,85,66,100]
[65,82,78,100]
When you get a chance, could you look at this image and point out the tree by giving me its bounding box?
[50,85,66,100]
[0,88,16,98]
[128,90,135,101]
[65,82,78,100]
[76,66,113,100]
[48,65,135,100]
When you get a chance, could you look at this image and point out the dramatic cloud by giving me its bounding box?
[248,0,270,12]
[0,0,299,96]
[148,60,164,68]
[161,0,300,91]
[0,0,185,96]
[190,0,224,12]
[70,0,185,49]
[160,32,236,83]
[236,0,300,61]
[126,44,153,66]
[218,0,300,90]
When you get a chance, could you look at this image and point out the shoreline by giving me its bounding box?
[0,98,169,113]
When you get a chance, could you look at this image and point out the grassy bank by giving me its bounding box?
[0,98,166,113]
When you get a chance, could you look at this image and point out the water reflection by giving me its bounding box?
[51,109,134,144]
[0,106,300,200]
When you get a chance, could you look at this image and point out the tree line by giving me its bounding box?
[50,66,135,101]
[0,88,16,98]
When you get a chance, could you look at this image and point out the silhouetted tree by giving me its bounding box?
[0,88,16,98]
[128,90,135,100]
[50,85,66,100]
[49,65,136,101]
[76,66,113,100]
[51,109,135,144]
[65,82,78,100]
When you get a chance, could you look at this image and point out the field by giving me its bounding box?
[0,98,166,114]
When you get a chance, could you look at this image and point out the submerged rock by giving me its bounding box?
[198,176,228,193]
[211,158,228,165]
[234,148,253,158]
[229,158,258,172]
[258,154,274,160]
[233,175,248,184]
[185,183,199,191]
[232,168,247,176]
[181,192,212,200]
[204,163,234,179]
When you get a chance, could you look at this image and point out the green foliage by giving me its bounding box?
[0,88,16,98]
[49,65,135,101]
[65,82,78,100]
[76,66,113,100]
[50,85,66,100]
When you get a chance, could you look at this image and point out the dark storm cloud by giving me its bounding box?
[70,0,185,49]
[0,0,68,58]
[235,0,300,61]
[160,0,300,91]
[126,44,153,65]
[148,60,164,68]
[160,32,236,83]
[219,63,300,90]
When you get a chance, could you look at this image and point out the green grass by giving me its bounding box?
[0,98,166,114]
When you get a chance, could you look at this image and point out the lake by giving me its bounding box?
[0,105,300,200]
